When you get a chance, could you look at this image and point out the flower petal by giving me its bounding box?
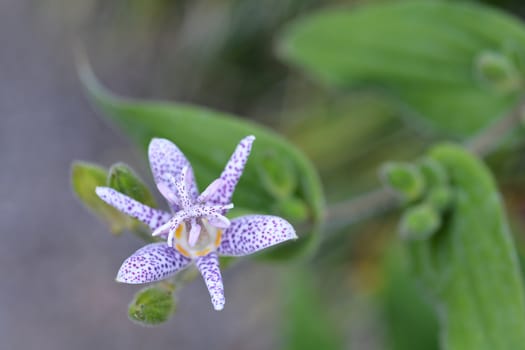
[148,138,199,208]
[116,243,191,284]
[95,187,171,230]
[218,215,297,256]
[209,135,255,207]
[195,252,225,311]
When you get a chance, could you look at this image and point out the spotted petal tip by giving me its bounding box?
[116,243,191,284]
[218,215,297,256]
[195,253,225,311]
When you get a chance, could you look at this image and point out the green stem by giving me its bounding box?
[465,96,525,156]
[324,188,398,230]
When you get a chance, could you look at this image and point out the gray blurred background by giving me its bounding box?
[0,0,303,349]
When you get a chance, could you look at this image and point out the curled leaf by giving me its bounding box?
[79,62,324,260]
[408,144,525,349]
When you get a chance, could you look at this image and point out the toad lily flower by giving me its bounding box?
[95,135,297,310]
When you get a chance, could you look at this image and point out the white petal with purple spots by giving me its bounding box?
[209,135,255,207]
[95,187,172,230]
[218,215,297,256]
[116,243,191,284]
[148,138,199,209]
[195,252,225,311]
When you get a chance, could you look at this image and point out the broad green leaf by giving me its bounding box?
[408,144,525,349]
[79,63,324,259]
[71,161,128,234]
[279,1,525,136]
[281,267,343,350]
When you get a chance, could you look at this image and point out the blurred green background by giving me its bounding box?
[4,0,525,349]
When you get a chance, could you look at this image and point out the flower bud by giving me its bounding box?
[399,204,440,240]
[128,285,175,326]
[427,185,454,212]
[380,162,425,202]
[475,50,522,93]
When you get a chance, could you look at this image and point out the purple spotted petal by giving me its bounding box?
[148,138,199,209]
[116,243,191,284]
[195,252,225,311]
[218,215,297,256]
[95,187,171,230]
[209,135,255,208]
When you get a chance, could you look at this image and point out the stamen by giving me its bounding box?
[207,213,231,229]
[188,219,201,247]
[152,220,171,237]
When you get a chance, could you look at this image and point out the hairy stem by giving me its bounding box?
[466,96,525,156]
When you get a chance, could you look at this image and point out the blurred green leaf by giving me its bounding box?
[257,151,298,199]
[108,162,157,208]
[71,161,128,234]
[128,284,175,326]
[408,144,525,349]
[382,245,439,350]
[282,267,343,350]
[79,63,324,260]
[279,1,525,136]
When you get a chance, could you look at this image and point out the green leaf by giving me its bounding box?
[408,144,525,349]
[71,161,128,234]
[78,63,324,260]
[279,1,525,136]
[382,245,439,350]
[128,284,175,326]
[108,162,157,208]
[281,267,343,350]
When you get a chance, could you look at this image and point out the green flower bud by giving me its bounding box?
[380,162,425,202]
[400,204,441,240]
[108,163,157,208]
[418,157,448,187]
[128,285,175,326]
[475,50,522,93]
[427,186,454,212]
